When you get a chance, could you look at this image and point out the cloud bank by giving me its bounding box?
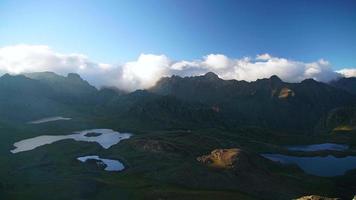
[0,44,355,91]
[337,68,356,78]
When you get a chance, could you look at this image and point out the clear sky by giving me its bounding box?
[0,0,355,68]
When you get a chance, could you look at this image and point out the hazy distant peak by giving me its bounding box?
[255,75,283,86]
[67,73,82,80]
[203,72,220,80]
[0,73,28,80]
[329,77,356,95]
[24,71,86,83]
[24,71,61,80]
[301,78,318,84]
[269,75,282,82]
[33,71,57,76]
[1,73,11,79]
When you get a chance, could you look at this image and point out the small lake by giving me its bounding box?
[77,155,125,171]
[262,154,356,177]
[28,116,72,124]
[287,143,349,152]
[11,129,132,153]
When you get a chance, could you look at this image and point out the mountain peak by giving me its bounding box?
[301,78,318,84]
[329,77,356,95]
[24,71,60,80]
[67,73,82,80]
[204,72,220,80]
[1,73,12,79]
[0,73,28,80]
[269,75,282,82]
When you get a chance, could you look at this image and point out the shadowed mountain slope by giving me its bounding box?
[24,72,98,103]
[1,72,355,133]
[150,72,356,132]
[330,77,356,95]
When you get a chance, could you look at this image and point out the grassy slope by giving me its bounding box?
[2,117,350,200]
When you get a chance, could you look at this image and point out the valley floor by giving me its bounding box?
[1,118,356,200]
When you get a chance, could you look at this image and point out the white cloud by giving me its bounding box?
[171,60,199,70]
[0,44,354,91]
[256,53,272,61]
[0,44,114,87]
[337,68,356,78]
[170,54,341,83]
[119,54,171,91]
[203,54,230,69]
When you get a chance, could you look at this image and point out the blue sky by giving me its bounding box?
[0,0,355,68]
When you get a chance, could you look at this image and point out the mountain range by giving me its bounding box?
[0,71,355,134]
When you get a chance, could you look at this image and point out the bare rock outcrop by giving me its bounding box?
[196,148,315,199]
[295,195,339,200]
[197,148,244,169]
[279,87,295,98]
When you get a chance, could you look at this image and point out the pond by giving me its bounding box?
[77,155,125,171]
[28,116,72,124]
[11,129,132,153]
[262,153,356,177]
[287,143,349,152]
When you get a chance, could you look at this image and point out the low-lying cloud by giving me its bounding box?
[0,44,355,91]
[337,68,356,78]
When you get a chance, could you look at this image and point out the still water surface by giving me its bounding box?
[28,116,72,124]
[287,143,349,152]
[262,153,356,177]
[77,155,125,171]
[11,129,132,153]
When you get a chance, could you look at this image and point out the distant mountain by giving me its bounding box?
[0,73,53,97]
[24,72,98,103]
[0,74,69,122]
[1,71,355,133]
[330,77,356,95]
[150,72,356,132]
[0,72,98,123]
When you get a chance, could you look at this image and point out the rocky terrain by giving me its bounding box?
[295,195,340,200]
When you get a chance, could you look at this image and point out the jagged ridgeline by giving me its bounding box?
[149,72,356,133]
[0,71,355,133]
